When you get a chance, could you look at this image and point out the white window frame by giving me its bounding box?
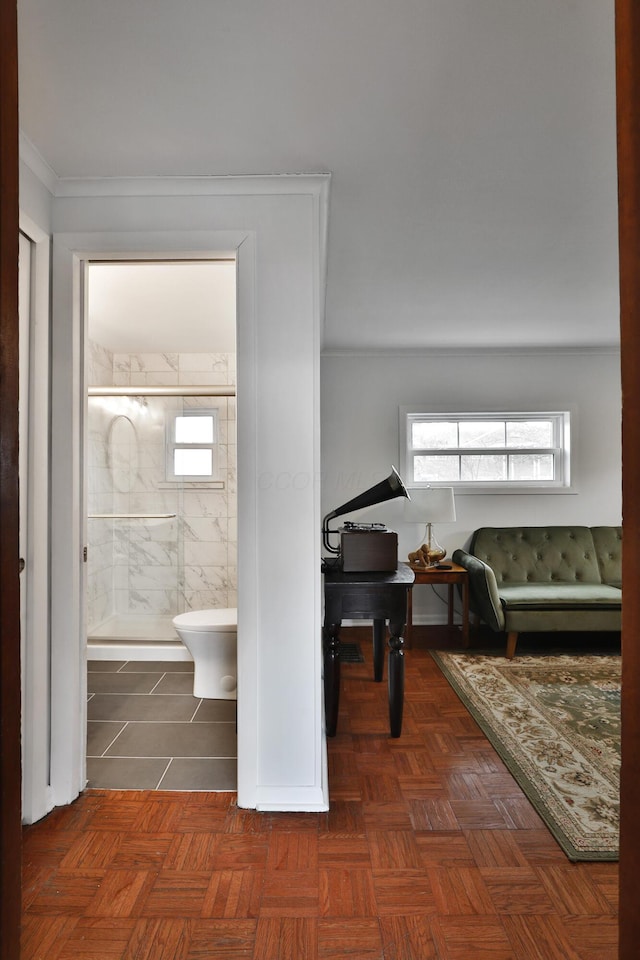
[399,407,573,493]
[166,408,219,482]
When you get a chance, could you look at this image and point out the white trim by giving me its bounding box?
[322,345,621,358]
[19,213,53,825]
[19,131,58,195]
[18,135,331,204]
[51,231,254,807]
[48,173,330,813]
[50,240,86,806]
[165,408,219,482]
[54,173,330,199]
[255,786,329,812]
[88,641,191,661]
[399,406,576,496]
[234,236,260,809]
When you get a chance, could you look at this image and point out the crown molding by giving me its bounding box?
[321,344,621,358]
[53,172,330,198]
[18,131,331,204]
[19,131,58,195]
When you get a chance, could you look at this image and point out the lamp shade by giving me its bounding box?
[403,487,456,524]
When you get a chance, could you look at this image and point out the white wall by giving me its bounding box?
[44,175,328,813]
[321,348,622,623]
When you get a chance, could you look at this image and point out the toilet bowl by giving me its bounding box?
[172,608,237,699]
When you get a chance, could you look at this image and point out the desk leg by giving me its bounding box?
[388,619,405,738]
[373,619,385,682]
[324,622,341,737]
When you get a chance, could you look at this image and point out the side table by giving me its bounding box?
[405,561,469,648]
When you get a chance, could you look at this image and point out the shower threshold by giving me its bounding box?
[88,614,192,662]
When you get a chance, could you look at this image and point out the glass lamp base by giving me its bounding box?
[408,523,447,566]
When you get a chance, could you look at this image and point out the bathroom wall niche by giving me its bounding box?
[108,414,139,493]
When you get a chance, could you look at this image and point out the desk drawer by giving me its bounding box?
[326,587,408,622]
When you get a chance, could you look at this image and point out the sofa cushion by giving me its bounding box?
[469,526,602,585]
[498,582,622,610]
[591,526,622,588]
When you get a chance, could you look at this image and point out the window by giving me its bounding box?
[400,408,571,491]
[166,409,219,482]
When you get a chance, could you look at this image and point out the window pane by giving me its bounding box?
[414,455,460,482]
[174,449,213,476]
[175,415,213,443]
[459,421,505,448]
[461,454,507,481]
[506,420,554,449]
[509,454,555,480]
[411,421,458,449]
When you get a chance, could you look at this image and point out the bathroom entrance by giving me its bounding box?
[84,260,238,790]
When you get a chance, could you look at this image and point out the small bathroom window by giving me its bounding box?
[166,409,219,482]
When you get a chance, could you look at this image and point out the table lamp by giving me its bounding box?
[404,487,456,566]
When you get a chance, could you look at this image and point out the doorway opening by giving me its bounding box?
[84,259,238,791]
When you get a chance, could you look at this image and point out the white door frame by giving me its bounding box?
[50,230,259,806]
[19,212,53,825]
[48,175,329,813]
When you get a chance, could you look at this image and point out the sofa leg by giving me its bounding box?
[506,632,518,659]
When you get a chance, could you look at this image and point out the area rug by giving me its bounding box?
[431,651,620,861]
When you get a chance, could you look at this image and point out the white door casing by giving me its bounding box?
[48,174,329,812]
[19,213,53,825]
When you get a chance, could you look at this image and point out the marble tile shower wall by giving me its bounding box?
[87,342,237,632]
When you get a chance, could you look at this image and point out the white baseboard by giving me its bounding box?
[87,640,192,661]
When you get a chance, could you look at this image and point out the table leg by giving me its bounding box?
[387,619,405,738]
[323,621,341,737]
[373,619,385,682]
[462,579,470,648]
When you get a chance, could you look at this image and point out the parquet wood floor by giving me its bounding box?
[21,627,618,959]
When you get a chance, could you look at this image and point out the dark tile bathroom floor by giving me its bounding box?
[86,660,237,791]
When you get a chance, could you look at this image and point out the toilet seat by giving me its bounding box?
[172,608,236,633]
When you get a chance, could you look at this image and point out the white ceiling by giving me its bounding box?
[17,0,620,351]
[87,261,237,354]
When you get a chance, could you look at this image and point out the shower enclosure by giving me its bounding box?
[86,381,236,657]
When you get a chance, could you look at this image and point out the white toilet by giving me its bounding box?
[172,608,237,699]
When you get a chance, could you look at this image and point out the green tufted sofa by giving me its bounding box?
[452,526,622,658]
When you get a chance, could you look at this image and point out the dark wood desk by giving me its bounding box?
[323,563,415,738]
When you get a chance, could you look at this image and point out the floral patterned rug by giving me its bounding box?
[431,651,620,861]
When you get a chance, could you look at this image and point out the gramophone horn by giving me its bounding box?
[322,466,410,553]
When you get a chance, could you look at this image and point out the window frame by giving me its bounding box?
[399,407,573,494]
[165,407,219,483]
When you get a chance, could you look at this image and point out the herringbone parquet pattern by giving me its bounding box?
[21,628,618,958]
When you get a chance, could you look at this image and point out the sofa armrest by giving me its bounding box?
[452,548,505,633]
